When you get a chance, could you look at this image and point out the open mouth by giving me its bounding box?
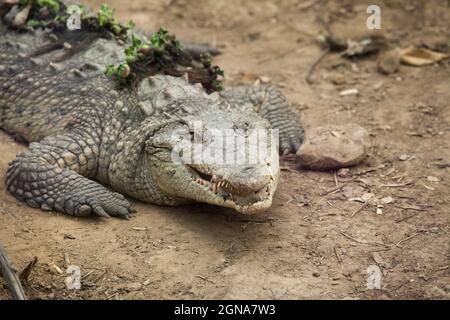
[186,165,275,213]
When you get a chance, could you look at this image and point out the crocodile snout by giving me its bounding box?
[219,164,273,195]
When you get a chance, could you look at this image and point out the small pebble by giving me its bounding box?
[339,88,359,96]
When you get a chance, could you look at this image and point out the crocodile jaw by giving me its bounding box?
[187,165,279,214]
[150,148,280,214]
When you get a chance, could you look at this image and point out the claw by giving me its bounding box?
[93,206,111,218]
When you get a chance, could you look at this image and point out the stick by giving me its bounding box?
[305,16,349,85]
[19,256,38,284]
[0,242,27,300]
[305,47,329,84]
[319,184,346,196]
[395,232,422,247]
[351,200,370,217]
[340,230,388,247]
[333,247,342,263]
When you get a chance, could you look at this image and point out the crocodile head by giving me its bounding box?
[141,76,279,214]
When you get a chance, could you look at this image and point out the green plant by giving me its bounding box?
[105,63,130,79]
[96,4,134,38]
[97,3,114,27]
[26,19,41,27]
[105,28,184,81]
[36,0,60,13]
[150,27,182,52]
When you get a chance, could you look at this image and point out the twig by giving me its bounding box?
[394,204,430,211]
[319,212,337,217]
[379,181,413,188]
[19,256,38,285]
[93,269,108,283]
[280,166,299,173]
[319,184,346,196]
[305,47,329,84]
[395,213,419,223]
[395,232,422,247]
[235,218,276,224]
[334,171,339,186]
[340,230,388,247]
[351,200,370,217]
[196,275,215,284]
[333,247,342,263]
[354,164,386,175]
[0,242,27,300]
[306,15,351,85]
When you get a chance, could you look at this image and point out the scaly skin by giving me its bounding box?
[0,10,304,219]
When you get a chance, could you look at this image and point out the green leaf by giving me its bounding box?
[150,27,171,51]
[174,39,183,51]
[26,19,41,28]
[105,64,116,76]
[36,0,60,13]
[215,67,225,77]
[98,3,114,27]
[127,20,135,29]
[116,63,130,78]
[131,34,142,47]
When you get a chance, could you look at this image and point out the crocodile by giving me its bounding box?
[0,1,304,219]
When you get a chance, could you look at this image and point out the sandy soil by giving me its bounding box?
[1,0,449,299]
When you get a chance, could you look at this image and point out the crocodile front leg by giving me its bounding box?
[6,131,134,218]
[222,85,304,154]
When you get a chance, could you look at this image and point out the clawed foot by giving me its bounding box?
[73,190,135,219]
[279,132,303,155]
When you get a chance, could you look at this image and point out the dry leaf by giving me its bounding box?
[399,46,448,66]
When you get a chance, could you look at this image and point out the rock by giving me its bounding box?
[330,73,346,85]
[377,49,401,75]
[296,124,370,170]
[126,282,143,291]
[259,76,271,83]
[376,206,383,215]
[339,88,359,96]
[12,3,31,27]
[337,168,350,177]
[381,196,394,204]
[398,154,415,161]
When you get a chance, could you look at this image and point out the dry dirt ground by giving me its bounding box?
[1,0,449,300]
